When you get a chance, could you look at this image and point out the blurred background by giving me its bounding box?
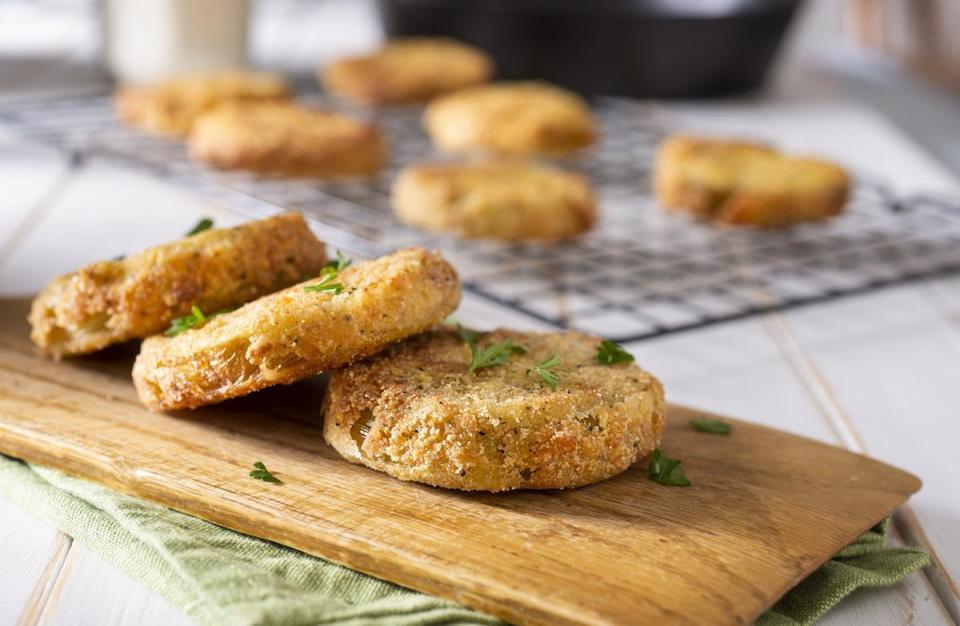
[0,0,959,176]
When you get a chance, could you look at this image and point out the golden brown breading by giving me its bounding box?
[188,101,387,177]
[424,82,597,156]
[114,70,289,136]
[392,159,596,241]
[321,38,494,105]
[29,213,327,359]
[133,248,461,411]
[654,135,851,227]
[323,328,665,491]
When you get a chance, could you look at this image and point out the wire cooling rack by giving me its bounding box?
[3,90,960,342]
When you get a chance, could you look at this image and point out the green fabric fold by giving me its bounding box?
[0,454,928,626]
[756,519,929,625]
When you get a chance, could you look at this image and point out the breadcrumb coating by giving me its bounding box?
[29,213,326,358]
[188,101,387,177]
[655,135,851,227]
[392,160,596,241]
[322,38,493,105]
[324,328,664,491]
[114,70,289,136]
[133,248,461,411]
[424,82,597,156]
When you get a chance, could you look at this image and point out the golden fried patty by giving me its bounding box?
[321,37,493,105]
[424,82,597,156]
[29,213,326,359]
[133,248,461,411]
[188,101,387,177]
[392,160,596,241]
[114,70,289,136]
[324,329,664,491]
[654,135,851,227]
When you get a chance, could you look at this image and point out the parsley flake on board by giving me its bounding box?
[186,217,214,236]
[690,417,731,435]
[249,461,281,484]
[648,449,692,486]
[528,354,561,391]
[596,339,635,365]
[303,266,344,294]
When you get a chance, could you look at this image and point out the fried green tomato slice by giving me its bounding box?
[323,328,664,491]
[133,248,461,411]
[29,213,327,358]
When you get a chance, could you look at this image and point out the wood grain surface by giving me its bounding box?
[0,298,921,626]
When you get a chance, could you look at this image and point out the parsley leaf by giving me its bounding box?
[249,461,281,484]
[187,217,214,236]
[455,323,480,346]
[648,449,692,486]
[164,305,235,337]
[596,339,635,365]
[468,339,525,373]
[165,305,206,337]
[303,266,344,294]
[324,250,353,272]
[456,326,525,374]
[528,354,561,390]
[690,417,731,435]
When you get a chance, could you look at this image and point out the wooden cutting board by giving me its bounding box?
[0,298,920,626]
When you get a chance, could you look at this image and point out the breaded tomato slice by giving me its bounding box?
[29,213,326,358]
[655,135,850,227]
[324,328,664,491]
[133,248,461,411]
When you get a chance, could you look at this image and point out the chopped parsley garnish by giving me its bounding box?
[596,339,634,365]
[303,266,344,294]
[112,254,126,262]
[649,449,692,486]
[528,354,561,390]
[467,339,525,373]
[455,323,480,346]
[164,305,236,337]
[324,250,353,272]
[455,325,526,374]
[690,417,731,435]
[249,461,281,484]
[165,305,206,337]
[186,217,214,236]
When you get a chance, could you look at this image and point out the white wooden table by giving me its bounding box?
[1,33,959,624]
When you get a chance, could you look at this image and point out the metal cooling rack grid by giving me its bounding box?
[3,91,960,342]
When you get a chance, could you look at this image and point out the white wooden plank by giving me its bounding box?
[775,284,960,618]
[0,161,238,295]
[0,137,68,274]
[627,318,837,441]
[0,133,67,215]
[0,496,68,626]
[924,275,960,322]
[38,543,194,626]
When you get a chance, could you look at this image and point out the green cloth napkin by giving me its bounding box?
[0,454,928,626]
[756,518,929,626]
